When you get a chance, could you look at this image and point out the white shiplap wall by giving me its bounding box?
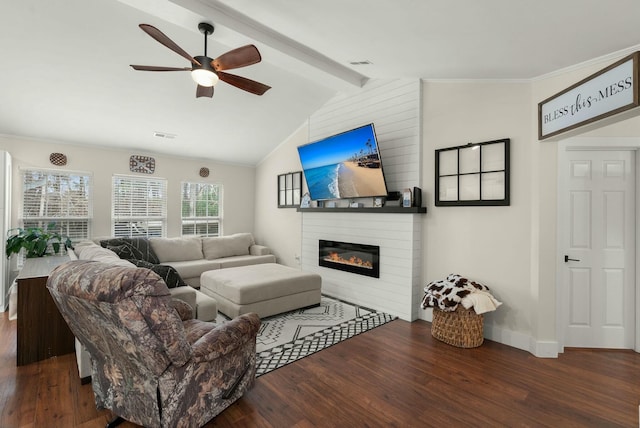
[301,79,424,321]
[308,79,422,195]
[301,212,422,321]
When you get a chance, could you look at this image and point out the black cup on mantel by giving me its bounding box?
[386,191,402,206]
[413,187,422,207]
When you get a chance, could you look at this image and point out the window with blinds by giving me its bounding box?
[112,175,167,237]
[181,182,221,237]
[21,169,92,241]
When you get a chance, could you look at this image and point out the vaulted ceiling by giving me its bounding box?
[2,0,639,165]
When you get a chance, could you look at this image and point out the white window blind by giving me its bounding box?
[112,175,167,237]
[21,169,92,241]
[181,182,221,237]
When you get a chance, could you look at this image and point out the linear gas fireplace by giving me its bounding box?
[319,239,380,278]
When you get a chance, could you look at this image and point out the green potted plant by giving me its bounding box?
[5,222,72,258]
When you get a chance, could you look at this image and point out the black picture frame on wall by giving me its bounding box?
[435,138,510,206]
[278,171,302,208]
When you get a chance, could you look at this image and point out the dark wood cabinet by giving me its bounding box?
[16,255,74,366]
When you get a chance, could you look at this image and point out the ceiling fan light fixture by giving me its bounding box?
[191,55,218,87]
[191,68,219,87]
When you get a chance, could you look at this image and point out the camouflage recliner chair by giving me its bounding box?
[47,259,260,428]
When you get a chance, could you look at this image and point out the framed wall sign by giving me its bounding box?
[435,138,510,206]
[538,51,639,140]
[278,171,302,208]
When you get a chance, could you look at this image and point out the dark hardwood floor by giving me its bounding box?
[1,311,639,427]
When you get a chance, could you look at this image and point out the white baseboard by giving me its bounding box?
[484,323,558,358]
[418,310,559,358]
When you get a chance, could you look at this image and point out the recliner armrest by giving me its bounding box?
[170,299,194,321]
[169,287,197,318]
[191,313,260,361]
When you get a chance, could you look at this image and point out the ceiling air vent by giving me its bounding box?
[349,60,373,66]
[154,131,176,139]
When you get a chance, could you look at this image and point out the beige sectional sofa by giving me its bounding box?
[147,233,276,288]
[75,232,276,317]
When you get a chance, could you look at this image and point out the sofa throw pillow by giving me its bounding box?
[100,237,160,264]
[72,241,100,259]
[130,260,187,289]
[75,243,136,268]
[106,244,143,261]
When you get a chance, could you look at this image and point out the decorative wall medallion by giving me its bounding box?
[49,153,67,166]
[129,155,156,174]
[199,167,210,177]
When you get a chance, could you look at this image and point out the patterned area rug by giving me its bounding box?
[217,295,396,376]
[248,296,396,377]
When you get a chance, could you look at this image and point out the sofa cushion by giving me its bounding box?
[214,254,277,269]
[202,233,254,260]
[166,259,221,281]
[100,237,160,264]
[149,237,203,263]
[130,260,187,289]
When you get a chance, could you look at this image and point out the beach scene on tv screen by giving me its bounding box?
[298,124,388,200]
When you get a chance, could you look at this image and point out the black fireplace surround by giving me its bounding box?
[318,239,380,278]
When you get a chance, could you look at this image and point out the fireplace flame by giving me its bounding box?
[325,251,373,269]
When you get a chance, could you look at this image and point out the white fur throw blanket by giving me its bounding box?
[421,274,502,314]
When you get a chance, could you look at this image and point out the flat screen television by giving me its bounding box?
[297,123,388,201]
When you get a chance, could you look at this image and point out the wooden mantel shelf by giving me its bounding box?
[297,206,427,214]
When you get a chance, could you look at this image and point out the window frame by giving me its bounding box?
[180,181,222,237]
[111,174,167,238]
[277,171,302,208]
[20,168,93,242]
[435,138,510,206]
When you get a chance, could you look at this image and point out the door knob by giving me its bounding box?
[564,255,580,262]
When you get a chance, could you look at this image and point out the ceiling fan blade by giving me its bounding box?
[218,72,271,95]
[196,85,214,98]
[212,45,262,71]
[139,24,200,66]
[130,65,191,72]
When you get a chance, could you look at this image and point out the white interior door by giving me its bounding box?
[559,149,635,348]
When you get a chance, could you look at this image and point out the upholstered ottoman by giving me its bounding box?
[200,263,322,318]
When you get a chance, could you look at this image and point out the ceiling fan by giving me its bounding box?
[130,22,271,99]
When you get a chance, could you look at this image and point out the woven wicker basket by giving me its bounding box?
[431,306,484,348]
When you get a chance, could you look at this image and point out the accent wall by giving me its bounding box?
[254,50,640,357]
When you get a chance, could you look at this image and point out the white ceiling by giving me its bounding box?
[1,0,640,166]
